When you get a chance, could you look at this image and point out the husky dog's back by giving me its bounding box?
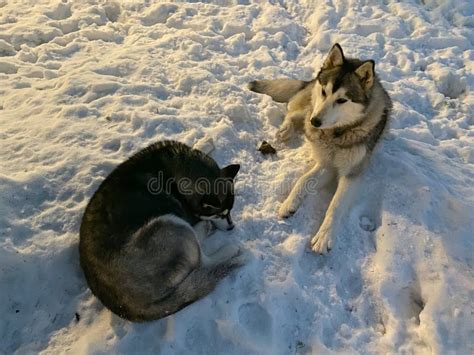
[80,141,242,321]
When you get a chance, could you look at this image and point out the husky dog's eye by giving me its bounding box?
[336,98,347,104]
[218,209,229,218]
[321,88,327,97]
[202,203,220,210]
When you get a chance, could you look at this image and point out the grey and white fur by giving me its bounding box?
[249,43,392,254]
[80,141,243,322]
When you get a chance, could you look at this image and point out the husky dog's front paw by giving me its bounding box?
[311,226,333,254]
[277,121,294,141]
[195,220,214,240]
[218,243,241,259]
[230,246,248,265]
[278,197,300,219]
[207,243,243,265]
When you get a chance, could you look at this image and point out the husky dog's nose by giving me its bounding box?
[226,214,234,230]
[311,117,322,127]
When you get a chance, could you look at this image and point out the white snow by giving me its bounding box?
[0,0,473,354]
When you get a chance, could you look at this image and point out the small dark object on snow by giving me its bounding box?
[258,141,276,155]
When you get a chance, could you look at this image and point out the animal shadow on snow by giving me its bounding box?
[0,243,85,354]
[374,136,473,329]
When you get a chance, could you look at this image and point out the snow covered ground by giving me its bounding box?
[0,0,472,353]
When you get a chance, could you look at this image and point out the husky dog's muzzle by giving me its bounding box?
[208,213,234,231]
[225,213,234,230]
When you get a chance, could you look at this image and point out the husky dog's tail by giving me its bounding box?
[107,262,242,322]
[152,258,242,317]
[248,79,309,103]
[91,216,244,322]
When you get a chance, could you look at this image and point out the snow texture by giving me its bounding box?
[0,0,472,354]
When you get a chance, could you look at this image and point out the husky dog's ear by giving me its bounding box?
[322,43,344,70]
[355,60,375,90]
[222,164,240,180]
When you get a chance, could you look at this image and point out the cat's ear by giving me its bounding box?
[222,164,240,180]
[322,43,344,70]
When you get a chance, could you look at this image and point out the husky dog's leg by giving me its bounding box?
[277,85,313,141]
[277,110,307,141]
[248,79,308,103]
[277,84,312,141]
[195,220,240,266]
[194,220,213,243]
[203,244,242,266]
[311,175,360,254]
[279,164,334,218]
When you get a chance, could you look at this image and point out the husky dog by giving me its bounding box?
[249,44,392,254]
[80,141,242,322]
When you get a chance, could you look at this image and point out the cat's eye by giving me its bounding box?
[336,98,347,104]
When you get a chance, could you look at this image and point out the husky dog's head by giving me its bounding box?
[310,44,376,129]
[196,164,240,231]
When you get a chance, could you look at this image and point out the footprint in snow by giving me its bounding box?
[238,302,272,342]
[102,139,121,152]
[359,215,376,232]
